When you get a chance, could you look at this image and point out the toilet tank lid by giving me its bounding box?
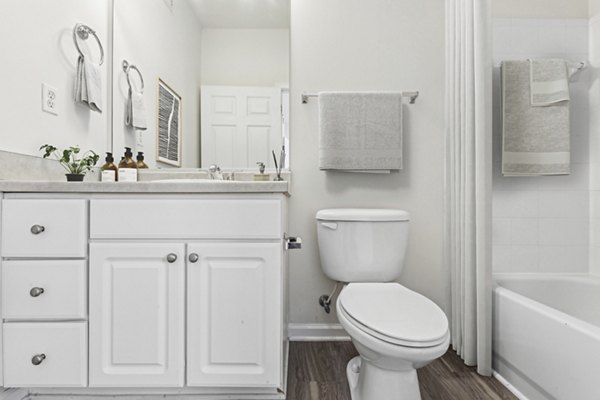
[316,208,410,222]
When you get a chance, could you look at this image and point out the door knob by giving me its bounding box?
[30,287,45,297]
[166,253,178,263]
[31,354,46,365]
[30,225,45,235]
[188,253,199,263]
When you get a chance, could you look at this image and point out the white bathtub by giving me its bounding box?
[493,274,600,400]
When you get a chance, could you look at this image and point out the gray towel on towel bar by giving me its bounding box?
[529,59,570,106]
[502,60,570,176]
[318,92,403,172]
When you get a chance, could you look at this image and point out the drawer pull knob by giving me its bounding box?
[31,354,46,365]
[166,253,178,263]
[188,253,199,263]
[30,287,45,297]
[30,225,45,235]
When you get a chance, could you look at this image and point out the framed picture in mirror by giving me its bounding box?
[157,78,182,166]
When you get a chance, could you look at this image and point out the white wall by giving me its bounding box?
[112,0,202,168]
[201,29,289,87]
[494,0,589,19]
[289,0,448,326]
[0,0,110,159]
[492,18,590,273]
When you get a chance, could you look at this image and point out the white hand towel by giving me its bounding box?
[318,92,403,172]
[529,59,570,106]
[74,56,103,113]
[125,88,148,130]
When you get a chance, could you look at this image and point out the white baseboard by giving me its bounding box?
[288,323,350,341]
[0,388,27,400]
[493,371,529,400]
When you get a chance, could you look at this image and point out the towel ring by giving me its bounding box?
[122,60,145,94]
[73,23,104,66]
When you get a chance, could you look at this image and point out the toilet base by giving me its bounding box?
[346,356,421,400]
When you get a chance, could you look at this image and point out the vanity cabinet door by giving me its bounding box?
[89,243,185,387]
[187,242,282,387]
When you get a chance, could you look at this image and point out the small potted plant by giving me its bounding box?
[40,144,100,182]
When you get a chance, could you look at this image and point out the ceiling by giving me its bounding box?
[188,0,290,29]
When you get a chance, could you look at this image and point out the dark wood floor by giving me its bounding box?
[287,342,518,400]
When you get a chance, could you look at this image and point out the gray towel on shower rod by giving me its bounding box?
[529,59,570,106]
[501,60,570,176]
[318,92,403,172]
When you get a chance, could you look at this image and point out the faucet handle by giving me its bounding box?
[208,164,220,173]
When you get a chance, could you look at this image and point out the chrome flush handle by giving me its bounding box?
[31,354,46,365]
[30,287,45,297]
[30,225,45,235]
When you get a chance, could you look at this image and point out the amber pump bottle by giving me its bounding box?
[118,147,137,169]
[136,152,149,169]
[101,152,119,182]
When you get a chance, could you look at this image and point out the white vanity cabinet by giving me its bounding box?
[0,191,288,398]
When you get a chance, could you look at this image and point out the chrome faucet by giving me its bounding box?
[208,164,223,180]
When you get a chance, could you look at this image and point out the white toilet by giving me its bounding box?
[316,209,450,400]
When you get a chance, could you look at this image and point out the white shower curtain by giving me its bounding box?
[444,0,493,375]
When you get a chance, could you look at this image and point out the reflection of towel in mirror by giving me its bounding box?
[74,56,102,113]
[125,88,147,130]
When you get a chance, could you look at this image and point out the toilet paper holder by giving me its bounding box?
[284,234,302,250]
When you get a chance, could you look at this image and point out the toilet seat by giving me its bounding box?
[338,283,449,348]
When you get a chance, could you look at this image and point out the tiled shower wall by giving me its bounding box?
[589,15,600,276]
[492,18,591,273]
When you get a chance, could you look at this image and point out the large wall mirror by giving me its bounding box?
[0,0,289,170]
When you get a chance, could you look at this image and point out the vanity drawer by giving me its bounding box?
[3,322,88,387]
[1,199,87,258]
[2,260,87,320]
[90,199,282,239]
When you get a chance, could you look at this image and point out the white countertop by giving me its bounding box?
[0,180,289,194]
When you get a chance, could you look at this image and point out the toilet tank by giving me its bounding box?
[316,209,410,282]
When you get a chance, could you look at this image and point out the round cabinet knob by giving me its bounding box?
[31,354,46,366]
[188,253,199,263]
[30,225,45,235]
[30,287,45,297]
[166,253,178,263]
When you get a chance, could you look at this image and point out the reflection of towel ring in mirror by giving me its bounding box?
[73,23,104,66]
[122,60,145,94]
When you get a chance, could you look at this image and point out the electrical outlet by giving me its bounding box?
[42,83,58,115]
[137,131,144,148]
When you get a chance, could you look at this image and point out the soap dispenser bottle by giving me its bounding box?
[118,147,137,169]
[101,152,118,182]
[118,147,138,182]
[136,152,149,169]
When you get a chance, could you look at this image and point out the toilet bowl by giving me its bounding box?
[315,209,450,400]
[337,282,450,400]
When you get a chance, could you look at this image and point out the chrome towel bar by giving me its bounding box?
[122,60,145,93]
[301,91,419,104]
[73,23,104,66]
